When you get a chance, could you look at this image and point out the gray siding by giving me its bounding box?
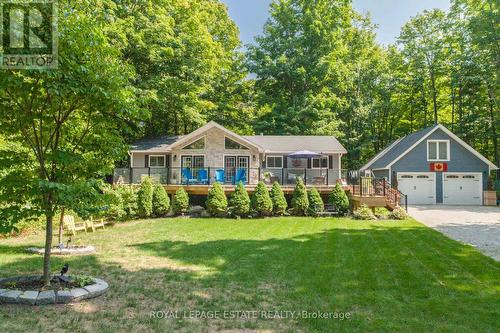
[391,128,490,202]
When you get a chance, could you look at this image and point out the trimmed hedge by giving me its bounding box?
[152,184,170,217]
[229,182,250,217]
[173,187,189,215]
[307,188,324,216]
[329,182,349,216]
[270,182,287,215]
[251,181,273,216]
[137,177,153,217]
[206,182,228,216]
[291,178,309,215]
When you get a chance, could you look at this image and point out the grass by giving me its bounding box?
[0,217,499,332]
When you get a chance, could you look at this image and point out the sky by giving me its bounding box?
[221,0,450,46]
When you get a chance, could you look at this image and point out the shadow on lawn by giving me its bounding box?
[0,224,499,332]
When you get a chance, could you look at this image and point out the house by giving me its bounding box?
[361,124,498,205]
[114,121,348,193]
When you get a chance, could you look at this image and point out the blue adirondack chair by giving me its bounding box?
[215,169,225,184]
[235,168,247,184]
[182,168,197,185]
[198,169,208,184]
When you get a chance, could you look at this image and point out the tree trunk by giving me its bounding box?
[487,85,499,178]
[43,213,53,286]
[58,207,65,245]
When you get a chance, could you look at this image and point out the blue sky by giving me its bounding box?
[221,0,450,46]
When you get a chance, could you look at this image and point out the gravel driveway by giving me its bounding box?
[408,205,500,261]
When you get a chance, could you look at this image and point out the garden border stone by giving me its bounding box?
[26,246,96,256]
[0,276,108,305]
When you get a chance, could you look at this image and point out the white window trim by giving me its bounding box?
[181,136,206,150]
[180,154,206,168]
[427,140,450,161]
[311,156,329,169]
[149,155,166,168]
[266,155,283,169]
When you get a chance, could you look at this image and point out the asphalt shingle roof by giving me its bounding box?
[243,136,347,153]
[131,135,183,153]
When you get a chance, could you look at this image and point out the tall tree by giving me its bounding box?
[0,0,139,285]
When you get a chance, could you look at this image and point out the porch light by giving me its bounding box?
[173,155,177,162]
[253,155,256,162]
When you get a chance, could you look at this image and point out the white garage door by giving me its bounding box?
[397,172,436,205]
[443,173,482,205]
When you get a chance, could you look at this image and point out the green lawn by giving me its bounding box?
[0,217,498,332]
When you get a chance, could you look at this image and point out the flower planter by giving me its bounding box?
[0,275,108,305]
[483,191,497,206]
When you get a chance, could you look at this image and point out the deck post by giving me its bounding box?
[166,168,169,185]
[281,168,284,185]
[148,167,151,177]
[129,168,133,184]
[208,167,211,185]
[304,168,307,185]
[383,178,386,196]
[258,168,261,183]
[360,177,363,196]
[326,169,329,185]
[405,195,408,212]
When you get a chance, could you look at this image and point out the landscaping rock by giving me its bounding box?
[84,283,107,298]
[0,290,22,303]
[93,278,109,289]
[18,290,39,305]
[56,290,73,303]
[70,288,89,300]
[189,205,205,216]
[36,290,56,305]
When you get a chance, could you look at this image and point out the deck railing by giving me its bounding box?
[113,167,351,186]
[350,176,408,211]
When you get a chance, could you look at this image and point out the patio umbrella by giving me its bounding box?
[287,150,322,159]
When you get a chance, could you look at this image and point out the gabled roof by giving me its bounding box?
[244,135,347,154]
[167,121,265,152]
[362,124,498,170]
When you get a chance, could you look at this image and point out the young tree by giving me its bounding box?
[0,0,139,285]
[291,178,309,215]
[152,184,170,217]
[307,188,324,216]
[329,183,350,216]
[270,182,287,215]
[206,182,228,217]
[229,182,250,217]
[250,181,273,217]
[138,177,154,217]
[173,188,190,215]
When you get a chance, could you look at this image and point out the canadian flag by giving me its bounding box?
[430,162,448,172]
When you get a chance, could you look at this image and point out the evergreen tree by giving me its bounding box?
[250,181,273,216]
[206,182,228,216]
[329,183,350,216]
[270,182,288,215]
[173,188,189,215]
[138,177,154,217]
[229,182,251,217]
[291,178,309,215]
[307,188,324,216]
[152,184,170,217]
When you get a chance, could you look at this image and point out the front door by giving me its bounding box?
[224,156,249,184]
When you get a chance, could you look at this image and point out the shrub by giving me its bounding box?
[389,207,408,220]
[102,186,125,221]
[152,184,170,217]
[307,188,324,216]
[291,178,309,215]
[173,187,189,215]
[353,205,376,220]
[116,185,138,219]
[374,207,389,219]
[206,182,228,216]
[251,181,273,216]
[229,182,250,217]
[137,177,154,217]
[329,183,350,216]
[270,182,287,215]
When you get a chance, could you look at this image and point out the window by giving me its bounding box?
[183,137,205,149]
[312,157,328,169]
[181,155,205,169]
[446,175,459,179]
[463,175,475,179]
[417,175,429,179]
[266,156,283,168]
[427,140,449,161]
[401,175,413,179]
[149,155,166,168]
[225,137,249,150]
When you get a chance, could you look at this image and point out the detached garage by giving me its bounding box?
[362,124,498,205]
